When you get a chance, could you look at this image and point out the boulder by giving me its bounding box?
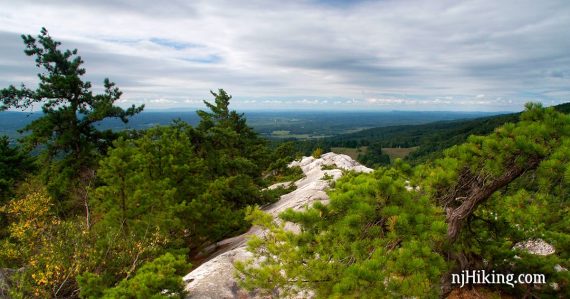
[513,238,556,256]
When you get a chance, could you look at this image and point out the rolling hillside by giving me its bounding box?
[325,102,570,163]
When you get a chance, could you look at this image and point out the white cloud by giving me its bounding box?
[262,100,283,104]
[150,98,176,104]
[0,0,569,111]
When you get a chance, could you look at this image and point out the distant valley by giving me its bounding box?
[0,110,497,141]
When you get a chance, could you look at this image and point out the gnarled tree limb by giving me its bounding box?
[445,157,542,242]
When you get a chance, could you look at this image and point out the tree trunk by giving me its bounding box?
[445,157,541,242]
[440,157,543,298]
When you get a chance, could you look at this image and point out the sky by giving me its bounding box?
[0,0,569,111]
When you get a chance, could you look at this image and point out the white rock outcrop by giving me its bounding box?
[183,153,372,298]
[513,238,556,256]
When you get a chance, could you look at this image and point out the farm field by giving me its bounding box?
[382,147,418,160]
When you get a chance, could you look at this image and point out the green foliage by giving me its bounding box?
[266,166,304,187]
[94,124,204,237]
[321,172,334,181]
[261,184,297,204]
[85,127,227,290]
[78,253,189,299]
[264,139,305,187]
[357,142,390,168]
[238,103,570,297]
[312,147,323,158]
[273,141,300,161]
[286,139,331,157]
[0,136,34,202]
[78,90,271,295]
[0,28,143,209]
[196,89,269,181]
[237,167,448,298]
[0,136,35,237]
[0,87,272,297]
[89,132,187,287]
[0,28,215,298]
[411,103,570,296]
[2,29,568,298]
[287,102,569,165]
[266,141,304,183]
[0,182,93,298]
[320,164,337,170]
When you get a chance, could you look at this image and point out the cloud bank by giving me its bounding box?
[0,0,569,111]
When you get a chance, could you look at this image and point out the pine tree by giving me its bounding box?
[81,92,273,295]
[237,103,570,297]
[0,28,144,206]
[357,141,390,168]
[78,253,189,299]
[0,136,34,204]
[237,167,447,298]
[196,89,269,180]
[423,103,570,296]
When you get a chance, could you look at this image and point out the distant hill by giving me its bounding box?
[555,102,570,113]
[0,110,494,142]
[326,102,570,163]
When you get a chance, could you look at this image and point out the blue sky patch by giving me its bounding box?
[181,54,221,64]
[150,38,200,50]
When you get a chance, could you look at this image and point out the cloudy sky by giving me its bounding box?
[1,0,569,111]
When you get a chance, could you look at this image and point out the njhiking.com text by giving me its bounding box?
[452,270,546,288]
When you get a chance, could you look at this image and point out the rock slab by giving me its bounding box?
[183,153,372,298]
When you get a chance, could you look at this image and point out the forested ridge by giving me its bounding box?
[0,29,568,298]
[288,102,570,167]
